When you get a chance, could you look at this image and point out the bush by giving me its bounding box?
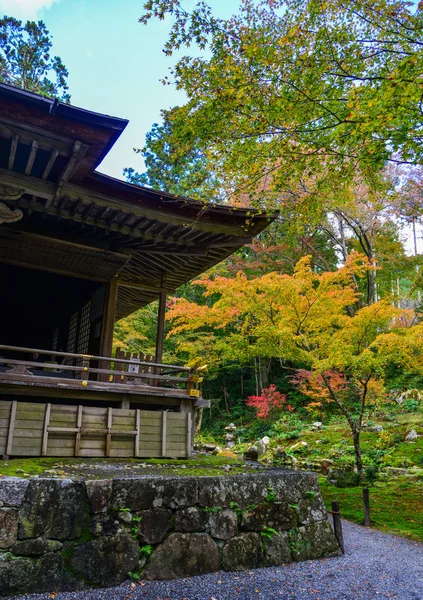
[402,398,420,413]
[280,430,301,441]
[330,468,361,488]
[364,465,379,485]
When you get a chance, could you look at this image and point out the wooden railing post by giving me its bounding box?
[81,357,89,387]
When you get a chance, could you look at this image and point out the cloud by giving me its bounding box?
[0,0,58,20]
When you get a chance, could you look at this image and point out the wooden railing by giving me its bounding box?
[0,344,204,398]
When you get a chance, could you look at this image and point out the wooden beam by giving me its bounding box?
[0,168,252,236]
[0,115,85,156]
[117,280,174,294]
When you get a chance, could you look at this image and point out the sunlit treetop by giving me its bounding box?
[140,0,423,214]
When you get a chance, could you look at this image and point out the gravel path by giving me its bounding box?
[12,521,423,600]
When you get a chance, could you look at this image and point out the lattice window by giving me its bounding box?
[76,301,91,360]
[66,312,79,359]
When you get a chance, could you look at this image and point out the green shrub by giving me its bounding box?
[330,469,361,488]
[364,465,379,485]
[403,398,420,413]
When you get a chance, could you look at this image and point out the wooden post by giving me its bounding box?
[74,405,83,457]
[5,401,17,459]
[161,411,167,458]
[331,500,345,554]
[180,399,195,454]
[41,403,51,456]
[186,412,192,457]
[106,407,112,457]
[155,290,167,364]
[363,487,371,526]
[99,278,118,380]
[135,409,140,458]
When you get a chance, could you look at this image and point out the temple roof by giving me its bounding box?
[0,83,274,319]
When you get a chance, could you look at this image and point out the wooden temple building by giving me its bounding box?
[0,83,271,459]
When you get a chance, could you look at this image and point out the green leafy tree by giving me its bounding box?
[124,107,223,201]
[167,252,423,475]
[0,16,70,102]
[140,0,423,216]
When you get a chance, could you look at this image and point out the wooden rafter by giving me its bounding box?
[24,140,39,176]
[8,135,18,171]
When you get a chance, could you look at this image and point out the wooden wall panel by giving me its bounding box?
[0,400,191,458]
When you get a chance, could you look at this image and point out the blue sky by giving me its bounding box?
[0,0,240,179]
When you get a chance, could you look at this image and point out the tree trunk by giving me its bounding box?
[254,357,259,395]
[352,428,364,478]
[195,407,203,436]
[258,356,269,389]
[367,257,377,305]
[222,383,230,414]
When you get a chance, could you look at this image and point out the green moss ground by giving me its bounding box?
[319,476,423,542]
[0,455,246,479]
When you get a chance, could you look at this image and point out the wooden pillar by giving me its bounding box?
[99,278,118,381]
[180,399,195,455]
[100,278,118,358]
[155,291,167,364]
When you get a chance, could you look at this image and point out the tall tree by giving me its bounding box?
[0,16,70,102]
[140,0,423,216]
[124,107,223,201]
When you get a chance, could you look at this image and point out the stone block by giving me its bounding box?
[70,534,139,587]
[221,532,263,571]
[113,477,198,511]
[137,508,172,544]
[12,538,63,556]
[241,502,297,531]
[0,553,36,595]
[288,521,342,561]
[35,552,67,592]
[86,480,113,514]
[263,530,292,566]
[0,509,18,549]
[0,478,29,508]
[267,471,319,505]
[209,509,238,540]
[174,506,208,532]
[297,494,327,526]
[18,479,89,540]
[198,475,268,509]
[143,533,221,580]
[90,513,120,537]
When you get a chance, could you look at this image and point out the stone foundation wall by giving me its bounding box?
[0,470,341,596]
